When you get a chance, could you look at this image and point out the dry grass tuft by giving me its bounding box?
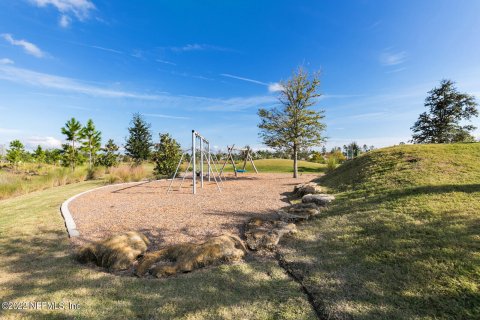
[135,234,246,277]
[106,165,148,183]
[77,231,150,271]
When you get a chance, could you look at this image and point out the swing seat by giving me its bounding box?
[236,169,247,173]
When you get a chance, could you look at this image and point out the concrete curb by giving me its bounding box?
[59,181,148,238]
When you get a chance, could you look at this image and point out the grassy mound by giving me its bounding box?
[281,143,480,319]
[319,143,480,192]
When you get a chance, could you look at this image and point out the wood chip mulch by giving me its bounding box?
[69,173,319,249]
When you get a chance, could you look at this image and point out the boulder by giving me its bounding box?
[77,231,149,271]
[302,193,335,206]
[244,218,297,251]
[277,203,320,222]
[135,234,246,278]
[293,182,323,197]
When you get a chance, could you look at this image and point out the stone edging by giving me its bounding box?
[59,181,148,238]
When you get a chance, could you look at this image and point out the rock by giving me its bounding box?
[244,218,297,251]
[302,193,335,206]
[77,231,150,271]
[293,182,323,197]
[277,203,320,222]
[135,234,246,277]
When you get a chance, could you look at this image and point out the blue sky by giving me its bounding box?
[1,1,480,151]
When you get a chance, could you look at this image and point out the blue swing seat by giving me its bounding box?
[236,169,247,173]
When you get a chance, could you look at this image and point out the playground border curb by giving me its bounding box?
[60,181,148,238]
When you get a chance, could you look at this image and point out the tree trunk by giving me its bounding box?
[72,140,76,172]
[293,144,298,178]
[89,141,92,169]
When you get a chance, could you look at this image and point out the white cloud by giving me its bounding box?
[380,50,407,66]
[156,59,176,66]
[1,34,45,58]
[144,113,190,120]
[0,58,14,65]
[170,43,232,53]
[221,73,283,93]
[59,14,71,27]
[25,136,62,149]
[70,42,123,54]
[268,82,283,92]
[30,0,95,20]
[0,64,277,112]
[89,45,123,54]
[386,67,406,74]
[0,64,161,99]
[221,73,267,85]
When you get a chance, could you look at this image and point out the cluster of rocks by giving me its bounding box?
[244,182,335,251]
[76,181,335,276]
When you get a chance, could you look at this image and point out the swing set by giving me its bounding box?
[219,145,258,177]
[167,130,223,194]
[167,131,259,195]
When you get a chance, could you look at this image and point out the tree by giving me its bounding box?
[125,113,152,165]
[6,140,25,170]
[258,67,326,178]
[80,119,102,169]
[61,144,84,169]
[33,145,46,164]
[152,133,181,178]
[411,80,478,143]
[45,148,62,166]
[99,139,119,168]
[347,142,361,158]
[321,146,327,155]
[61,117,83,171]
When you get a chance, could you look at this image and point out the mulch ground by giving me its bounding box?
[69,173,318,249]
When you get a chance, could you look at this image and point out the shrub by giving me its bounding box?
[326,157,338,173]
[86,166,106,181]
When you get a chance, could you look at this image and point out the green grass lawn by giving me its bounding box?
[219,158,326,174]
[0,182,316,319]
[280,143,480,319]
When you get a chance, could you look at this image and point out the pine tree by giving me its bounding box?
[258,67,326,178]
[100,139,119,168]
[61,117,82,171]
[80,119,102,169]
[6,140,25,170]
[125,113,152,165]
[152,133,181,178]
[33,145,46,164]
[411,80,478,143]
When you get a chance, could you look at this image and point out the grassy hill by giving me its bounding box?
[281,143,480,319]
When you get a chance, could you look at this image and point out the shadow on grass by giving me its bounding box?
[0,227,316,319]
[297,166,327,173]
[279,183,480,319]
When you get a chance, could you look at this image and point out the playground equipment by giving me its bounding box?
[219,145,258,178]
[167,130,223,194]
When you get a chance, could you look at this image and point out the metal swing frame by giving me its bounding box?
[219,145,259,178]
[167,130,223,194]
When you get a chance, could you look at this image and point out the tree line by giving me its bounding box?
[1,113,182,178]
[2,68,477,180]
